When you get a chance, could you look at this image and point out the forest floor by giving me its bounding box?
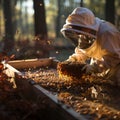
[23,66,120,120]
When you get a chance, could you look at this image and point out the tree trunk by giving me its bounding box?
[56,0,62,37]
[3,0,14,53]
[105,0,115,24]
[33,0,49,58]
[80,0,84,7]
[33,0,47,39]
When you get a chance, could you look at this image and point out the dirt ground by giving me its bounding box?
[24,67,120,120]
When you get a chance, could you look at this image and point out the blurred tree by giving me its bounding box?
[0,0,2,36]
[33,0,47,39]
[33,0,49,58]
[45,0,57,38]
[115,0,120,30]
[12,0,18,37]
[3,0,14,53]
[56,0,63,38]
[80,0,83,6]
[105,0,115,24]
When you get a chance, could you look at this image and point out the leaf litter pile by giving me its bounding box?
[0,63,65,120]
[23,61,120,120]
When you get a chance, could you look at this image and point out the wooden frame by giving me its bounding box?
[4,58,86,120]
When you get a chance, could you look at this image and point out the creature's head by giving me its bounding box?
[61,7,102,49]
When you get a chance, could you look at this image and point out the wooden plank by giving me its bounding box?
[7,58,53,69]
[3,61,87,120]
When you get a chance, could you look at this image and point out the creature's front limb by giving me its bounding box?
[67,47,88,63]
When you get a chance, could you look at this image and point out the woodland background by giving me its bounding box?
[0,0,120,61]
